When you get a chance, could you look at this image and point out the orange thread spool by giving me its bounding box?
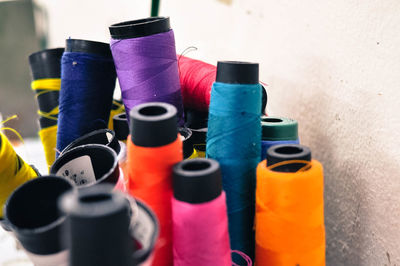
[127,102,182,266]
[255,144,325,266]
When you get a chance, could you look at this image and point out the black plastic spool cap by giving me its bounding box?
[184,109,208,152]
[59,185,134,266]
[173,158,222,204]
[4,176,74,255]
[178,127,194,159]
[50,144,119,188]
[266,144,312,173]
[109,17,170,40]
[216,61,259,84]
[261,85,267,114]
[29,48,64,80]
[113,113,129,141]
[129,102,178,147]
[61,129,121,156]
[65,39,112,58]
[29,48,64,128]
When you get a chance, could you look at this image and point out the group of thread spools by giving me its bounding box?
[0,17,326,266]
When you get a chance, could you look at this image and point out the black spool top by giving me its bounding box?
[178,127,194,159]
[130,102,178,147]
[50,144,119,188]
[59,185,134,266]
[216,61,259,84]
[65,39,112,58]
[109,17,170,40]
[261,85,267,114]
[113,113,129,141]
[29,48,64,80]
[173,158,222,204]
[4,176,74,255]
[61,129,121,156]
[266,144,311,173]
[184,109,208,129]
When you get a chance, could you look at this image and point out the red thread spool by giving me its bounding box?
[178,55,267,113]
[178,55,216,111]
[127,102,182,266]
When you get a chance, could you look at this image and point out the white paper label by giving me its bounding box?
[106,132,113,142]
[56,156,96,186]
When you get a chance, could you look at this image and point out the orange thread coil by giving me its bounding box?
[127,135,182,266]
[255,159,325,266]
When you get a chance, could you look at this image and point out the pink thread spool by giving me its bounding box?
[172,158,232,266]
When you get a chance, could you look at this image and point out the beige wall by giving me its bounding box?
[39,0,400,264]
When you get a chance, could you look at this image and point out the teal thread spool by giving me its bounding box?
[261,116,299,161]
[206,61,261,263]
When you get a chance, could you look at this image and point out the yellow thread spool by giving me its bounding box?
[31,78,60,168]
[0,132,37,217]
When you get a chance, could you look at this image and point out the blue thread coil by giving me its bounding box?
[261,139,299,161]
[56,52,116,156]
[206,82,261,262]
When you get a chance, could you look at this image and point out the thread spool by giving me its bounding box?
[29,48,64,168]
[50,144,119,188]
[112,113,130,189]
[178,127,195,159]
[61,129,120,156]
[59,129,127,191]
[256,144,325,265]
[109,99,125,130]
[127,102,182,266]
[109,17,184,126]
[59,185,135,266]
[4,176,74,266]
[172,158,231,265]
[184,109,208,157]
[261,116,299,161]
[0,132,38,218]
[178,55,267,113]
[206,61,261,262]
[113,113,129,142]
[56,39,116,154]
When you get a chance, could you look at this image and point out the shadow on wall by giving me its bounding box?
[269,57,399,265]
[0,0,40,138]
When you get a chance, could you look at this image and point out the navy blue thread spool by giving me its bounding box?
[261,116,299,161]
[4,176,75,266]
[56,39,116,155]
[206,61,261,263]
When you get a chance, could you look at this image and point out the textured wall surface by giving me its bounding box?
[30,0,400,264]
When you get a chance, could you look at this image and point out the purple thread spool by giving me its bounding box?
[109,17,184,126]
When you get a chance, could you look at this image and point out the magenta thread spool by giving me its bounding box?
[4,176,75,266]
[172,158,231,265]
